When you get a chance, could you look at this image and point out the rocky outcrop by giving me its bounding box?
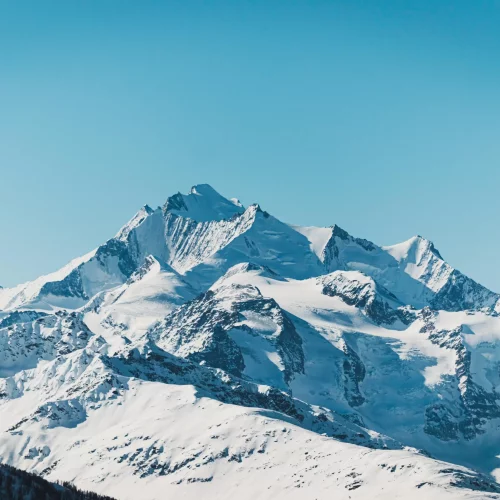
[420,309,500,440]
[150,283,304,384]
[320,271,415,325]
[0,310,47,329]
[342,342,366,407]
[0,311,94,378]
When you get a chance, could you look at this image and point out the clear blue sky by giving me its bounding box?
[1,1,500,290]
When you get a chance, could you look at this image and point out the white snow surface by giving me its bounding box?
[84,255,196,340]
[165,183,245,222]
[1,184,500,500]
[0,250,96,311]
[1,380,496,500]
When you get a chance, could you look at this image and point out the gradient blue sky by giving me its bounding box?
[1,1,500,290]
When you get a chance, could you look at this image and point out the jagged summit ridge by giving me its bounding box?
[116,204,155,241]
[1,183,500,499]
[0,183,498,314]
[163,183,245,222]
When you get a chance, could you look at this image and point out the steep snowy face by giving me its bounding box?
[298,224,431,307]
[318,271,414,326]
[384,236,498,311]
[0,250,98,311]
[297,224,499,312]
[0,188,322,311]
[83,255,196,338]
[150,280,304,388]
[115,204,155,241]
[161,204,259,277]
[2,182,500,499]
[163,183,245,222]
[162,203,325,287]
[2,184,497,314]
[0,232,146,312]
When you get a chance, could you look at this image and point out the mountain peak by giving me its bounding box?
[163,184,245,222]
[387,235,444,262]
[4,182,500,500]
[415,235,443,259]
[189,183,218,196]
[248,203,271,218]
[330,224,351,240]
[116,204,156,241]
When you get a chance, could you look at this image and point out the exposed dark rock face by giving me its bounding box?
[163,192,189,213]
[104,339,303,422]
[320,272,415,326]
[424,403,461,441]
[234,292,304,382]
[40,268,87,300]
[440,467,500,494]
[420,309,500,440]
[38,239,137,304]
[191,324,246,376]
[95,239,137,278]
[150,289,245,376]
[342,343,366,407]
[150,284,304,383]
[0,310,47,329]
[0,311,94,378]
[100,338,391,449]
[322,225,377,271]
[430,269,498,312]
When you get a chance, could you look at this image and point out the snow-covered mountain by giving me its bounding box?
[1,184,500,499]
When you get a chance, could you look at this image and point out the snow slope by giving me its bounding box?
[1,183,500,499]
[1,331,498,500]
[213,264,500,473]
[84,255,196,339]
